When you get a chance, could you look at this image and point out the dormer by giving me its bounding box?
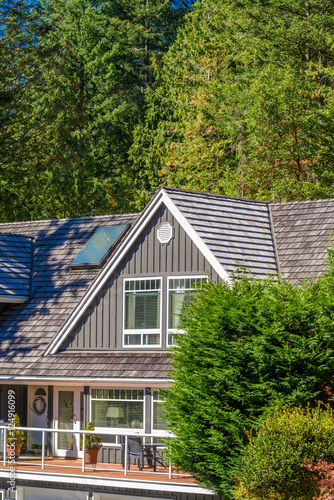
[0,233,34,304]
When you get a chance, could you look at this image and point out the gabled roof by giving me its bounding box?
[45,187,279,356]
[0,187,333,380]
[271,198,334,284]
[0,233,33,301]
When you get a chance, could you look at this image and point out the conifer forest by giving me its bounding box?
[1,0,334,221]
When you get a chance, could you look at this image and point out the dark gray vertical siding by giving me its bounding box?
[63,206,221,351]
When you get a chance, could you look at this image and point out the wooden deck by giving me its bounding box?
[0,456,195,484]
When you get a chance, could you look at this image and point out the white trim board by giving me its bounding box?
[2,469,216,495]
[45,188,230,356]
[0,376,171,388]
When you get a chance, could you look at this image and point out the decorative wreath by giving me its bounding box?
[32,396,47,416]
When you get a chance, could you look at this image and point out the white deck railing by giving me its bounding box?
[0,426,189,479]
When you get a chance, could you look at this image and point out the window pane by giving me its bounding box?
[96,433,116,444]
[125,291,160,330]
[169,290,194,329]
[72,224,128,265]
[143,333,160,345]
[124,334,141,345]
[91,401,143,429]
[153,402,167,431]
[58,391,73,450]
[168,332,177,346]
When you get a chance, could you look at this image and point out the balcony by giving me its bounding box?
[0,426,212,495]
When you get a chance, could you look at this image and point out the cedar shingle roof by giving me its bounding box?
[0,352,170,378]
[164,187,278,277]
[0,233,32,298]
[270,198,334,284]
[0,214,138,376]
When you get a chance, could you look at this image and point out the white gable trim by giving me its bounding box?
[45,188,230,355]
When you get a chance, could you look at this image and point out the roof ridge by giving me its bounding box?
[161,185,269,205]
[0,213,139,226]
[270,198,334,207]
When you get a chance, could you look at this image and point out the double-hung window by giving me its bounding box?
[124,278,161,346]
[167,276,207,346]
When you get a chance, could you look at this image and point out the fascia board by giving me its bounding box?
[0,376,171,387]
[45,188,230,355]
[4,470,216,495]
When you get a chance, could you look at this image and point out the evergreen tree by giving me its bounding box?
[165,271,334,497]
[130,2,240,209]
[0,0,191,221]
[133,0,334,203]
[0,0,54,221]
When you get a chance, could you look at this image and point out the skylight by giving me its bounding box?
[71,224,129,268]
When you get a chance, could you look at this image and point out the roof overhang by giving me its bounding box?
[0,376,171,388]
[45,187,231,356]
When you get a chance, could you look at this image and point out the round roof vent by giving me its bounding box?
[157,222,173,245]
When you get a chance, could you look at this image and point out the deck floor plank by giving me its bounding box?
[0,457,194,484]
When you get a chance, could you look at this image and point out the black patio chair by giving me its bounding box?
[121,436,156,471]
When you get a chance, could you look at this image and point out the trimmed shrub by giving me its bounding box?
[233,406,334,500]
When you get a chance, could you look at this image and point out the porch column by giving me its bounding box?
[47,386,54,456]
[144,388,152,435]
[83,386,90,428]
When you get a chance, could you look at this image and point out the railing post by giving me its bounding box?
[42,431,45,469]
[124,435,128,476]
[3,428,6,466]
[82,431,85,472]
[169,443,172,479]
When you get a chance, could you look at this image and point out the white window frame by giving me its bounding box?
[90,388,145,445]
[123,277,162,348]
[151,390,169,436]
[167,275,208,347]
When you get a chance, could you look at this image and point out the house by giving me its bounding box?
[0,186,332,500]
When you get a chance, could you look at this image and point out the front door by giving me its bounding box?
[55,387,83,457]
[27,385,48,454]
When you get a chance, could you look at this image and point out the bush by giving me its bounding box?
[165,272,334,497]
[80,422,102,450]
[8,414,26,446]
[233,406,334,500]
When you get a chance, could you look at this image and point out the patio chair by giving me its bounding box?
[121,436,156,471]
